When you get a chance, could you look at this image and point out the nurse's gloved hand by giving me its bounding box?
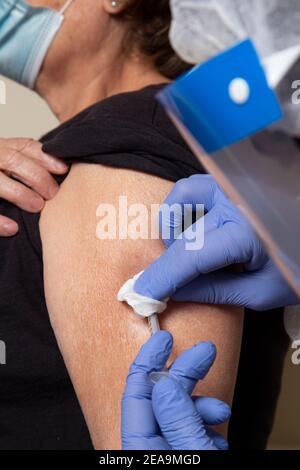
[0,138,68,237]
[134,175,299,311]
[122,331,231,450]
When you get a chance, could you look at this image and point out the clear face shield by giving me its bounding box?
[158,40,300,297]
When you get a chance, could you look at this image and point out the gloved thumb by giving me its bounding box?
[152,376,217,450]
[125,331,173,397]
[172,270,296,311]
[122,332,174,449]
[172,271,252,308]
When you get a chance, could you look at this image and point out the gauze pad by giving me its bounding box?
[117,272,168,318]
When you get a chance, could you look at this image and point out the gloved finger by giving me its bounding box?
[205,428,229,450]
[4,138,68,175]
[134,225,214,300]
[164,174,217,213]
[134,223,249,301]
[159,175,218,248]
[125,331,173,397]
[152,376,217,450]
[171,271,262,309]
[0,214,18,237]
[122,435,171,451]
[172,271,246,305]
[193,396,231,425]
[172,267,298,311]
[159,201,191,248]
[122,332,173,441]
[169,341,216,394]
[160,204,221,249]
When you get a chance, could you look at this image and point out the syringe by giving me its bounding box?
[147,313,170,383]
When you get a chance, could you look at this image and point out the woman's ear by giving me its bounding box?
[103,0,135,15]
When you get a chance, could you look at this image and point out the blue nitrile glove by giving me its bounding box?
[122,331,231,450]
[134,175,299,311]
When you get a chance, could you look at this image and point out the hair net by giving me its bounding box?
[170,0,300,63]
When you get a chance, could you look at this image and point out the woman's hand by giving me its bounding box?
[0,138,68,236]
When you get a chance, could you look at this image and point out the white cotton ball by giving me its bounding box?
[117,272,168,318]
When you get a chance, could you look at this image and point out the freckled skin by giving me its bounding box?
[40,164,244,449]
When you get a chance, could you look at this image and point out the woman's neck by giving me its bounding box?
[37,51,169,123]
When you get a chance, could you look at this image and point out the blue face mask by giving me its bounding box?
[0,0,74,88]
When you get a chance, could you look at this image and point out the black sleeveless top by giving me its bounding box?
[0,85,289,449]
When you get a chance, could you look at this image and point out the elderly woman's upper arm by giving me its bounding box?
[40,163,244,449]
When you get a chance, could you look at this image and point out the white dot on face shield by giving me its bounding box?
[229,78,250,104]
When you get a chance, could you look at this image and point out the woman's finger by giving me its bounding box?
[0,172,44,213]
[1,138,68,175]
[0,147,60,200]
[0,214,19,237]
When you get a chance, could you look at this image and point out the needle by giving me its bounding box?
[148,313,161,335]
